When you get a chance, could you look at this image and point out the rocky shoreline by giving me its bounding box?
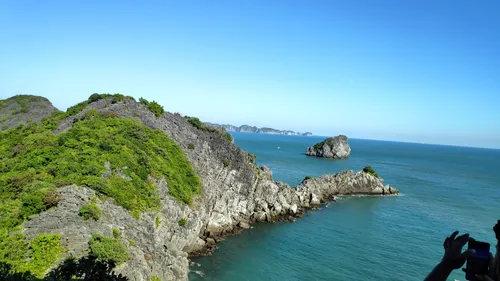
[190,167,399,257]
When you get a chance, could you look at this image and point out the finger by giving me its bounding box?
[444,237,450,249]
[450,231,459,241]
[460,249,475,261]
[455,234,470,248]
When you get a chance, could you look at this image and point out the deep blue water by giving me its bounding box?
[189,133,500,281]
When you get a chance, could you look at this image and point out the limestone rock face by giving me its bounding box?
[306,135,351,159]
[0,95,59,131]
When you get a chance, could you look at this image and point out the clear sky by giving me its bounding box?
[1,1,499,148]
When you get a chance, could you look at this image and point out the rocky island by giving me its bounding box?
[306,135,352,159]
[0,95,397,281]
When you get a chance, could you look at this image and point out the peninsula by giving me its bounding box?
[0,94,397,281]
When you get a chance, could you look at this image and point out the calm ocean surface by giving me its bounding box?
[189,132,500,281]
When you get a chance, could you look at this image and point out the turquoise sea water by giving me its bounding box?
[189,133,500,281]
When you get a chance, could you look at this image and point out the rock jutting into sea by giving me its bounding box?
[306,135,351,159]
[1,94,397,281]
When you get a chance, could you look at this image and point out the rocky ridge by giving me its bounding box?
[306,135,352,159]
[0,95,59,131]
[5,96,397,280]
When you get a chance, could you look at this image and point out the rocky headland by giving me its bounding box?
[306,135,352,159]
[0,94,397,281]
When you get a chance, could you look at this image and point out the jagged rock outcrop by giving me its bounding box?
[306,135,351,159]
[9,96,397,281]
[0,95,58,131]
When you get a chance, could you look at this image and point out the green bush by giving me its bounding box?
[304,176,312,180]
[89,234,131,265]
[152,275,162,281]
[187,143,195,150]
[88,93,101,103]
[139,97,149,106]
[148,101,164,117]
[111,94,125,104]
[155,215,161,228]
[19,190,47,219]
[42,189,60,208]
[79,203,102,221]
[128,239,137,247]
[178,218,187,227]
[184,116,202,129]
[223,132,233,142]
[112,228,121,239]
[363,166,380,178]
[21,234,66,278]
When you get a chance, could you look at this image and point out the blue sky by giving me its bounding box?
[1,1,499,148]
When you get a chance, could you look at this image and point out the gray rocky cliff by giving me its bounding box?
[0,95,58,131]
[306,135,351,159]
[21,97,397,281]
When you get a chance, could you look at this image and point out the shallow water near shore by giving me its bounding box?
[189,133,500,281]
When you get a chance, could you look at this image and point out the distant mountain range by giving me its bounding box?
[205,123,313,136]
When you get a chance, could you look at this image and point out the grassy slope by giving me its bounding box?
[0,94,201,275]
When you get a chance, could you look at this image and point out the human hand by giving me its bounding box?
[441,231,474,270]
[462,252,495,281]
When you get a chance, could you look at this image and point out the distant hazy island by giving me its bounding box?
[206,122,313,136]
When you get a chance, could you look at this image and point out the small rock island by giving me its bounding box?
[306,135,351,159]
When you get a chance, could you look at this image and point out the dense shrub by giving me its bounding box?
[0,233,65,278]
[0,115,201,225]
[184,116,202,129]
[139,97,149,106]
[128,239,137,247]
[43,189,60,208]
[89,234,131,265]
[88,93,101,103]
[19,190,47,219]
[147,101,164,117]
[152,275,162,281]
[363,166,380,178]
[111,94,125,104]
[138,97,164,117]
[223,132,233,142]
[79,202,102,221]
[304,176,312,180]
[187,143,195,150]
[178,218,187,227]
[21,234,66,277]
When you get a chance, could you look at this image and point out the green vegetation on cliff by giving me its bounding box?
[0,233,66,278]
[0,95,202,276]
[184,116,233,142]
[1,114,201,219]
[138,97,164,117]
[363,166,380,178]
[89,234,131,265]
